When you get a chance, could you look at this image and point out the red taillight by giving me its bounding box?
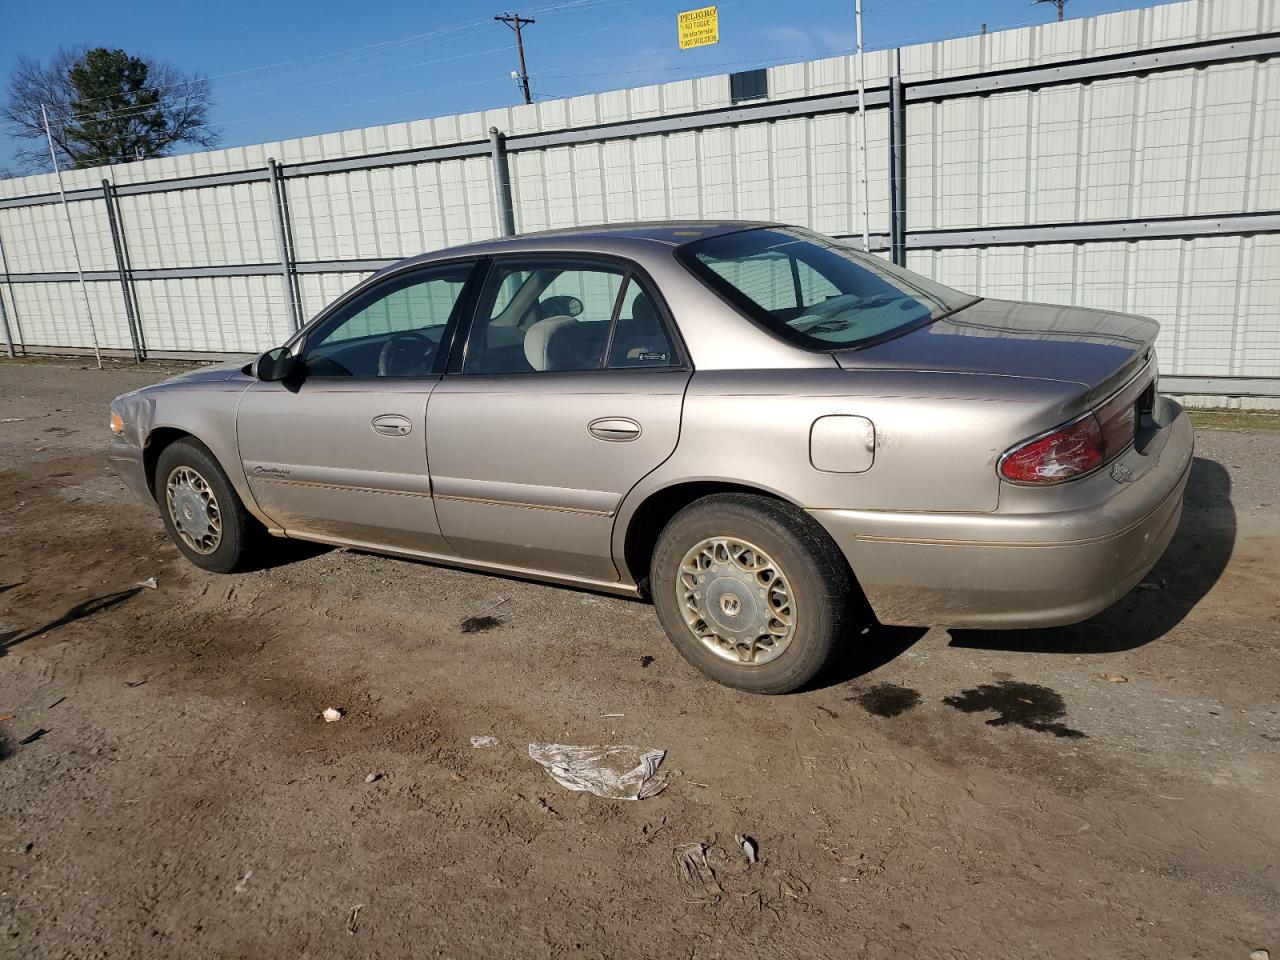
[1000,414,1105,484]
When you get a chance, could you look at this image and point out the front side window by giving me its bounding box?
[678,228,977,350]
[303,262,474,378]
[462,259,677,374]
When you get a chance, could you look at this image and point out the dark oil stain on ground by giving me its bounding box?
[943,680,1086,738]
[851,682,922,718]
[460,615,503,634]
[639,655,655,668]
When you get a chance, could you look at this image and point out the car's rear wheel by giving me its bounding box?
[155,438,258,573]
[650,493,852,694]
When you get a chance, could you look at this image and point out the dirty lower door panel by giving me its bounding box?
[237,378,449,554]
[426,371,689,581]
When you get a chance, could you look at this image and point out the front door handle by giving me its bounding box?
[588,417,642,442]
[371,414,413,437]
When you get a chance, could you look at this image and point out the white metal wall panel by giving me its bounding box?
[287,156,496,263]
[131,276,290,353]
[115,182,277,269]
[512,149,551,234]
[8,281,130,349]
[507,108,890,237]
[0,199,114,273]
[906,58,1280,231]
[910,234,1280,380]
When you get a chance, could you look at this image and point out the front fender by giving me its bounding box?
[114,377,271,529]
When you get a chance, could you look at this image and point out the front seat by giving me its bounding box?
[524,316,585,371]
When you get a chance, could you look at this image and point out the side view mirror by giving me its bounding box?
[255,346,297,382]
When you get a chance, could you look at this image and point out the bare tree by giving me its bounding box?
[4,46,218,171]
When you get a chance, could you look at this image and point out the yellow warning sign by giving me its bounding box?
[678,5,719,50]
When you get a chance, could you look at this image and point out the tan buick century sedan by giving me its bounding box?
[110,223,1193,693]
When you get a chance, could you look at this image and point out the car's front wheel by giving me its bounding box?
[155,437,259,573]
[650,493,852,694]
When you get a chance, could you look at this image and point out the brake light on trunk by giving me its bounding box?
[999,414,1104,484]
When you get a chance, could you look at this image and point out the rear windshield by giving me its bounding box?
[678,227,978,350]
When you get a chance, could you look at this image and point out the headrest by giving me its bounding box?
[523,315,576,371]
[631,292,657,327]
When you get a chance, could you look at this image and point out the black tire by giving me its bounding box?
[650,493,852,694]
[155,437,259,573]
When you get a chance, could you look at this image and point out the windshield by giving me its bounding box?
[678,227,978,349]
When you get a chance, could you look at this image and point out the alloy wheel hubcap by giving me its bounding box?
[678,537,796,665]
[166,466,222,555]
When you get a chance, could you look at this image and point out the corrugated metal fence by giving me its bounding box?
[1,0,1278,403]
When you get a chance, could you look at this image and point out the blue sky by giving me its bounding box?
[1,0,1178,170]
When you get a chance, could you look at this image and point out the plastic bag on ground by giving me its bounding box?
[527,742,674,800]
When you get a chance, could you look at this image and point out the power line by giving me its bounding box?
[50,1,657,127]
[51,15,502,116]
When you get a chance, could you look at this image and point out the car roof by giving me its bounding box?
[391,220,778,270]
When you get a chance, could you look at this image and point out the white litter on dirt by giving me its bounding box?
[471,735,498,749]
[673,842,721,900]
[322,707,344,722]
[138,577,158,589]
[527,742,674,800]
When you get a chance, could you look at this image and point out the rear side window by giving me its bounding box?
[460,259,678,375]
[678,228,977,350]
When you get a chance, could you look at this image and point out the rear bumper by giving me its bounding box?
[811,397,1194,629]
[110,439,154,507]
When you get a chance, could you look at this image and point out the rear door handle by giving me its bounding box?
[588,417,642,442]
[371,414,413,437]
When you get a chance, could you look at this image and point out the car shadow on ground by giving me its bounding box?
[0,587,144,658]
[248,537,332,571]
[814,622,930,690]
[948,455,1235,656]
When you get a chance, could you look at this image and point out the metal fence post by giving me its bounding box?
[0,226,23,357]
[276,166,303,322]
[0,275,14,358]
[101,179,144,362]
[489,127,516,237]
[888,49,907,267]
[267,159,301,333]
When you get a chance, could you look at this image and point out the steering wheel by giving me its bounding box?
[377,332,435,377]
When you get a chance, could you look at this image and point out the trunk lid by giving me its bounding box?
[834,298,1158,400]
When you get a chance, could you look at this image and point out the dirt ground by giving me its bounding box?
[1,357,1277,960]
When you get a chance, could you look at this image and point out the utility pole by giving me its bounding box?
[1034,0,1066,22]
[495,12,536,105]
